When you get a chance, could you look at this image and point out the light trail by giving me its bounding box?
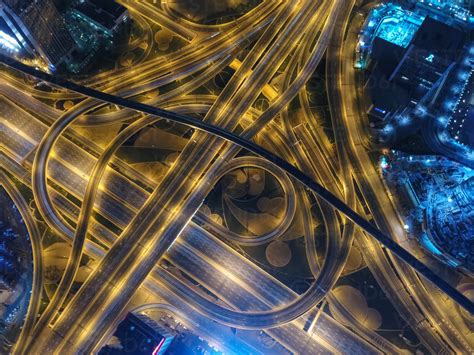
[1,55,472,316]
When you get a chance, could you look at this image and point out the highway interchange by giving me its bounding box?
[0,0,473,353]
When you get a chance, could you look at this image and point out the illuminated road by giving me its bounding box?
[26,2,349,350]
[0,96,387,352]
[325,7,473,353]
[0,1,473,353]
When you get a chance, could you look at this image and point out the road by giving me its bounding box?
[1,0,473,353]
[325,7,473,353]
[24,1,347,351]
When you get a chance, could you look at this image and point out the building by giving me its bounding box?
[0,0,76,69]
[388,16,464,105]
[363,4,468,135]
[99,313,176,355]
[412,0,473,27]
[71,0,128,38]
[361,4,426,73]
[360,4,427,118]
[448,69,474,146]
[425,175,474,272]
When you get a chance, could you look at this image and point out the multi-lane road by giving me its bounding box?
[0,0,473,353]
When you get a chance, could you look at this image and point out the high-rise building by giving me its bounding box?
[448,70,474,146]
[0,0,76,69]
[366,13,466,124]
[425,175,474,272]
[71,0,129,38]
[389,16,464,104]
[99,313,176,355]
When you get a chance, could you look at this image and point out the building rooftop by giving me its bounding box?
[413,16,464,60]
[374,6,425,48]
[73,0,127,32]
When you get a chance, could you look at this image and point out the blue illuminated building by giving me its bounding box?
[448,69,474,146]
[0,189,33,352]
[0,25,21,54]
[0,203,28,289]
[99,313,176,355]
[389,16,464,104]
[70,0,129,39]
[356,4,425,70]
[374,7,425,48]
[383,153,474,274]
[0,239,16,286]
[425,176,474,272]
[0,0,130,72]
[0,0,76,69]
[413,0,473,26]
[360,1,470,149]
